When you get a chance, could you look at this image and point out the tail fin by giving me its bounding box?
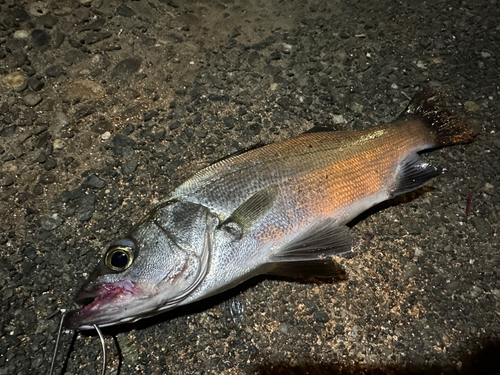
[400,89,480,147]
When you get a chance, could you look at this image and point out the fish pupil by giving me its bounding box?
[111,251,128,268]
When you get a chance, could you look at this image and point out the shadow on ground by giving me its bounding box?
[255,339,500,375]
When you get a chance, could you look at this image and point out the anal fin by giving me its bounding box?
[266,218,352,279]
[391,153,441,198]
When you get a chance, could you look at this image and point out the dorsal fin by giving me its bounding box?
[211,141,266,165]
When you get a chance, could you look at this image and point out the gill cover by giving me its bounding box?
[65,200,218,329]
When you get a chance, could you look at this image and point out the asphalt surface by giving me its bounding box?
[1,0,499,374]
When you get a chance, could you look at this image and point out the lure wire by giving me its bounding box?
[49,309,67,375]
[93,324,106,375]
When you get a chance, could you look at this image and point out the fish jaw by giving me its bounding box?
[64,279,153,330]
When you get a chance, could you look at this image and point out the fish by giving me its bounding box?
[63,89,478,330]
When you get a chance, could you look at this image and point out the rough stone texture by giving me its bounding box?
[0,0,499,375]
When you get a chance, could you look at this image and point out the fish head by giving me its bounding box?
[65,200,217,330]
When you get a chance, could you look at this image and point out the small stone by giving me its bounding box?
[117,4,136,17]
[313,311,330,323]
[67,80,105,99]
[11,7,29,21]
[111,58,142,79]
[36,151,47,163]
[122,159,138,175]
[29,2,50,17]
[82,174,106,189]
[53,139,65,150]
[248,51,260,66]
[24,93,42,107]
[45,65,65,78]
[2,72,26,90]
[38,14,58,28]
[31,29,51,47]
[470,285,483,298]
[84,31,112,45]
[39,173,55,185]
[222,116,234,129]
[332,114,346,124]
[0,175,14,187]
[43,158,57,170]
[41,214,63,231]
[348,102,364,113]
[101,131,111,140]
[480,51,491,58]
[196,129,207,138]
[27,77,45,91]
[4,52,27,69]
[416,61,426,69]
[169,121,181,130]
[76,193,96,221]
[464,101,480,112]
[2,161,18,172]
[13,30,30,39]
[112,134,135,157]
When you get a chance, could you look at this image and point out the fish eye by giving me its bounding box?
[105,245,134,272]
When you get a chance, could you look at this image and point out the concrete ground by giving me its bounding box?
[1,0,499,374]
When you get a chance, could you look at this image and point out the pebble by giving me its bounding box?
[4,53,27,69]
[2,161,18,173]
[2,72,25,90]
[29,2,50,17]
[38,173,55,185]
[464,101,480,112]
[92,120,113,134]
[51,112,71,135]
[82,174,106,189]
[41,214,63,231]
[36,151,47,163]
[117,4,136,17]
[223,116,235,129]
[38,14,58,28]
[76,193,96,221]
[111,58,142,79]
[45,65,65,78]
[53,139,65,150]
[24,94,42,107]
[332,114,346,124]
[112,134,136,157]
[13,30,30,39]
[43,158,57,170]
[11,7,29,22]
[27,77,45,92]
[101,131,111,140]
[0,175,14,187]
[122,159,139,175]
[31,29,51,47]
[66,80,105,99]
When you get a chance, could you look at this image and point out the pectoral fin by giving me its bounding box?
[220,184,279,239]
[266,218,352,278]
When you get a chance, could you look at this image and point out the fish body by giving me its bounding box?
[65,90,478,330]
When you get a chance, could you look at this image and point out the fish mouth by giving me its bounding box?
[64,280,142,330]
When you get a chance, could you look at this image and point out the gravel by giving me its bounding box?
[0,0,499,375]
